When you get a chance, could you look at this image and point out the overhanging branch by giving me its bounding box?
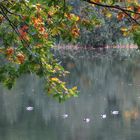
[83,0,140,14]
[83,0,140,25]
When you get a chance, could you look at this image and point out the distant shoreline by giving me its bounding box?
[54,44,138,50]
[52,44,139,59]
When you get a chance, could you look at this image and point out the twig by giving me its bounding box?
[84,0,140,15]
[1,4,21,16]
[83,0,140,25]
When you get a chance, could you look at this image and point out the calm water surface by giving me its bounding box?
[1,50,140,140]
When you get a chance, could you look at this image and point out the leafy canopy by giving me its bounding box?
[0,0,140,101]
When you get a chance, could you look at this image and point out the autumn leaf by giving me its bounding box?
[6,47,14,56]
[17,53,25,64]
[117,12,125,20]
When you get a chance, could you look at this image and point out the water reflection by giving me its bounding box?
[1,52,140,140]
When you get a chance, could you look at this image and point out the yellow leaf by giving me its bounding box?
[106,12,112,18]
[120,27,128,32]
[90,0,101,3]
[122,31,129,37]
[72,86,77,91]
[51,77,61,83]
[51,28,61,36]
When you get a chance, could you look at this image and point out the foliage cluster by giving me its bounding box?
[0,0,80,102]
[0,0,140,101]
[79,12,128,47]
[54,0,140,47]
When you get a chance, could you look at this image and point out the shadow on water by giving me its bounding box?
[1,49,140,140]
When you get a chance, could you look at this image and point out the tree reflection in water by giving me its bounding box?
[1,51,140,140]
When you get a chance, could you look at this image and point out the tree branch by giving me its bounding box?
[83,0,140,25]
[83,0,140,15]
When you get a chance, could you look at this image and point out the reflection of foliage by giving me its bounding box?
[1,0,140,102]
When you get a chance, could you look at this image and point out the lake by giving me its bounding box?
[1,49,140,140]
